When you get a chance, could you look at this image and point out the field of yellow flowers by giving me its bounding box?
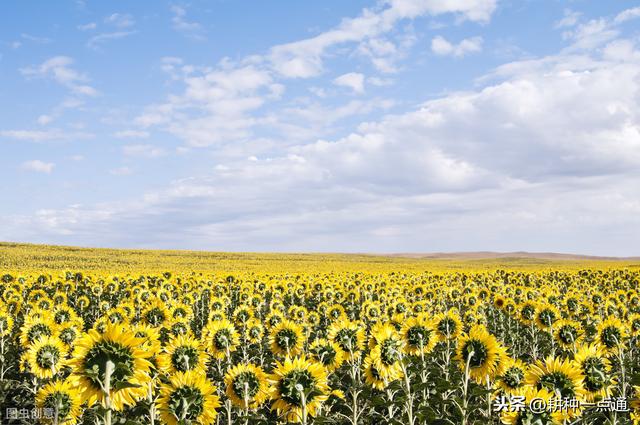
[1,243,640,424]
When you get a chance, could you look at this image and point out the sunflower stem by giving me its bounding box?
[460,350,474,425]
[103,359,114,425]
[297,383,308,425]
[400,357,415,425]
[0,333,5,381]
[148,380,156,425]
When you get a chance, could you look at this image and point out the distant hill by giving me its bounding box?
[1,242,639,272]
[382,251,640,261]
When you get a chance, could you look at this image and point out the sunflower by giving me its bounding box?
[534,303,561,331]
[0,308,14,336]
[224,363,269,409]
[204,319,240,360]
[244,318,264,344]
[35,379,83,425]
[595,316,628,354]
[456,325,505,383]
[629,313,640,337]
[265,311,285,329]
[327,319,366,360]
[69,324,153,410]
[20,315,56,346]
[362,353,396,391]
[167,318,192,338]
[25,335,69,379]
[519,301,537,325]
[434,311,463,341]
[574,343,614,401]
[105,307,129,325]
[141,299,170,328]
[158,335,207,374]
[401,314,437,356]
[309,338,345,372]
[269,356,329,423]
[493,295,506,310]
[169,302,193,321]
[495,357,527,395]
[553,319,583,350]
[525,356,586,419]
[326,304,347,322]
[157,370,221,425]
[52,306,82,327]
[76,295,91,310]
[362,301,383,323]
[57,324,80,348]
[234,304,255,325]
[269,319,306,357]
[131,323,162,357]
[368,322,405,377]
[209,296,228,313]
[500,386,564,425]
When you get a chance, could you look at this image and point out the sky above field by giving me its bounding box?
[1,1,640,255]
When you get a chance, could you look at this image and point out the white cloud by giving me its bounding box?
[87,31,136,48]
[110,166,133,176]
[269,0,496,77]
[104,13,135,28]
[10,25,640,254]
[78,22,97,31]
[333,72,365,93]
[0,129,93,142]
[431,35,483,57]
[21,160,55,174]
[614,7,640,24]
[555,9,581,29]
[170,5,205,40]
[21,33,52,44]
[115,130,150,139]
[136,64,274,147]
[20,56,98,96]
[123,144,167,158]
[37,115,54,125]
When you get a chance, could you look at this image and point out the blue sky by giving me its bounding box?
[1,0,640,255]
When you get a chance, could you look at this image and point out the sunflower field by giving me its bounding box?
[1,264,640,424]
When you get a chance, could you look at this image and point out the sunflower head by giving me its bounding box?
[309,339,345,372]
[159,335,206,374]
[496,357,528,395]
[363,353,389,390]
[553,319,583,349]
[500,386,564,425]
[269,356,329,423]
[596,317,628,353]
[534,303,561,331]
[70,324,153,411]
[0,309,14,336]
[204,319,240,360]
[20,315,55,346]
[401,314,437,356]
[36,379,83,425]
[158,370,221,425]
[574,344,614,401]
[434,311,462,341]
[224,363,269,409]
[525,356,586,418]
[269,319,305,357]
[327,319,365,360]
[456,325,505,383]
[26,335,68,379]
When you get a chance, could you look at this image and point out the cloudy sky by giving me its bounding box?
[1,1,640,255]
